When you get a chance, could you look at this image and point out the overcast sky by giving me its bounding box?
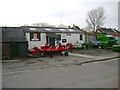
[0,0,119,28]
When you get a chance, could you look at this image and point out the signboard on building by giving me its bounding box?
[62,34,66,38]
[30,32,41,41]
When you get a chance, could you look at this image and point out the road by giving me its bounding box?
[2,57,118,88]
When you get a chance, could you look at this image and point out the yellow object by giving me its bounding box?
[3,56,10,59]
[99,46,101,49]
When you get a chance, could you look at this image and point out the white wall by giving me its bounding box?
[25,33,46,49]
[56,33,85,45]
[26,32,85,49]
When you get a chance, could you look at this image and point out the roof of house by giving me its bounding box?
[2,27,28,42]
[98,27,119,33]
[22,26,85,33]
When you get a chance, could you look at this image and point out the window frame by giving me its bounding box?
[66,33,71,36]
[30,32,41,41]
[56,34,61,41]
[80,34,83,40]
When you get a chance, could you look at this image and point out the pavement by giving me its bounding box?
[2,52,119,74]
[2,51,119,63]
[69,52,119,65]
[69,52,119,59]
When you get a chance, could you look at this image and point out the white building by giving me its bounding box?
[23,27,85,49]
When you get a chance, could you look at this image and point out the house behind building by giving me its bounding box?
[97,27,120,44]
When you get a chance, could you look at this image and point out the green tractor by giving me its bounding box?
[111,45,120,51]
[96,32,118,49]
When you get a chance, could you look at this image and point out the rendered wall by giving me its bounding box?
[26,33,46,49]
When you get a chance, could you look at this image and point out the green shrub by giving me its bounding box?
[82,42,93,48]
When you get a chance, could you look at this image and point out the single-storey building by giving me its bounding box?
[22,26,85,49]
[2,27,28,59]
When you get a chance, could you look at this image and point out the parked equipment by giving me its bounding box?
[92,32,118,49]
[111,45,120,51]
[28,42,74,58]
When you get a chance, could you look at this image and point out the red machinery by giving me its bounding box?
[28,42,74,58]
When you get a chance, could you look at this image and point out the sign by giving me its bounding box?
[62,34,66,38]
[62,39,67,42]
[56,40,60,44]
[30,32,41,41]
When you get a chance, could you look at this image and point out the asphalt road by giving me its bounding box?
[2,58,118,88]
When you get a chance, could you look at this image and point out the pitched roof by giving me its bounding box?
[22,26,84,33]
[2,27,28,42]
[98,27,119,33]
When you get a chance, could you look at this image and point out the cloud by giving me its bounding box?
[0,0,118,28]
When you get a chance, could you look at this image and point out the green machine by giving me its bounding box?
[111,45,120,51]
[96,32,118,49]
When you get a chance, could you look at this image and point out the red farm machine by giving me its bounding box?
[28,42,74,58]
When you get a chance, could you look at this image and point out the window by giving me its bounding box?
[56,35,61,40]
[30,32,41,41]
[66,33,71,36]
[80,35,83,40]
[62,39,67,42]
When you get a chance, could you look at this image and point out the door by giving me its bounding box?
[46,36,49,45]
[10,43,19,58]
[46,36,55,46]
[49,37,55,46]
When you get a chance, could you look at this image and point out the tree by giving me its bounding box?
[86,7,106,31]
[58,24,67,28]
[31,22,50,27]
[31,22,57,27]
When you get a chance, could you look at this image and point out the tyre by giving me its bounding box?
[98,44,102,49]
[98,45,101,49]
[64,52,69,56]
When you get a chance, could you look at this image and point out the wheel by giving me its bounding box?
[64,52,69,56]
[98,45,101,49]
[98,44,102,49]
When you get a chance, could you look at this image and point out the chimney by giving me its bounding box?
[68,26,71,28]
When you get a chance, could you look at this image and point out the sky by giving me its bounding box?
[0,0,119,29]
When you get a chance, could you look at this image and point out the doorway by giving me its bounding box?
[46,33,56,46]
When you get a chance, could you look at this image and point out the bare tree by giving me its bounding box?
[86,7,106,31]
[31,22,68,28]
[58,24,67,28]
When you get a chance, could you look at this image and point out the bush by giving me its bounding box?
[82,42,93,49]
